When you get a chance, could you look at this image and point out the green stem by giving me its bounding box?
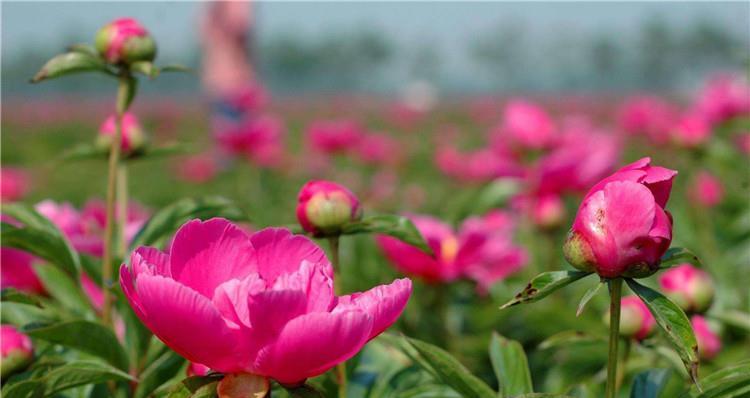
[102,73,131,327]
[116,164,128,259]
[616,338,631,392]
[606,278,623,398]
[327,236,346,398]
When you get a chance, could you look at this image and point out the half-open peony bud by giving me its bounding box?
[97,112,147,155]
[1,325,34,378]
[564,158,676,278]
[296,180,362,235]
[217,373,269,398]
[604,296,655,340]
[95,18,156,65]
[658,264,715,314]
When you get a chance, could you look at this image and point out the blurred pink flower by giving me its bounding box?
[736,133,750,156]
[435,146,523,183]
[513,193,566,230]
[659,263,714,313]
[689,171,724,208]
[0,168,30,203]
[0,248,45,294]
[216,115,286,168]
[694,74,750,125]
[618,296,655,340]
[226,83,268,113]
[1,325,33,377]
[354,133,401,166]
[305,119,364,154]
[617,96,678,144]
[98,112,147,154]
[564,158,676,278]
[691,315,721,360]
[671,113,712,148]
[174,154,219,184]
[120,219,411,384]
[493,100,556,150]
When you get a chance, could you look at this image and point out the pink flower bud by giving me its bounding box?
[689,171,724,208]
[605,296,655,340]
[97,112,147,154]
[187,362,211,377]
[296,181,362,235]
[1,325,34,378]
[658,264,714,314]
[95,18,156,65]
[563,158,676,278]
[691,315,721,361]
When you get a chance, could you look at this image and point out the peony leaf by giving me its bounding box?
[1,203,81,279]
[500,270,592,309]
[342,214,433,255]
[31,51,113,83]
[1,288,43,308]
[629,369,673,398]
[576,280,605,317]
[133,350,186,398]
[489,333,533,397]
[130,196,247,249]
[24,320,129,371]
[2,360,134,398]
[625,279,700,389]
[659,247,703,269]
[404,337,496,398]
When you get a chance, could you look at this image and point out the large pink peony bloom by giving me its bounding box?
[377,213,526,288]
[563,158,676,278]
[120,219,411,384]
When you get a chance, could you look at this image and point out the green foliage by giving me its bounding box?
[489,333,534,397]
[341,214,433,255]
[500,271,592,309]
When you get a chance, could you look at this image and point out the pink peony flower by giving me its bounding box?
[671,113,712,148]
[691,315,721,360]
[1,325,34,378]
[689,171,724,208]
[305,119,364,154]
[0,168,30,203]
[95,18,156,64]
[435,146,523,183]
[658,263,714,314]
[563,158,676,278]
[694,74,750,125]
[613,296,655,340]
[296,180,362,235]
[174,154,219,184]
[354,133,401,166]
[377,213,526,288]
[0,248,45,294]
[97,112,147,154]
[120,219,412,385]
[215,115,286,168]
[617,96,678,144]
[494,100,556,150]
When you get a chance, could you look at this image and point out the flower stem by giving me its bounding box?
[606,278,623,398]
[327,236,346,398]
[116,163,128,259]
[102,73,131,327]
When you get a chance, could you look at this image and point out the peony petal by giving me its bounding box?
[135,274,248,372]
[272,260,334,313]
[641,166,677,208]
[253,310,372,384]
[169,218,257,298]
[212,274,266,329]
[247,289,308,342]
[133,247,171,277]
[335,278,412,340]
[250,228,331,283]
[119,264,146,320]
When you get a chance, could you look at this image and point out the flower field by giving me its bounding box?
[2,7,750,398]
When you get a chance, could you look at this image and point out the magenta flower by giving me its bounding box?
[95,18,156,64]
[98,112,147,154]
[378,213,526,288]
[120,219,411,385]
[670,114,712,149]
[617,96,677,144]
[354,133,401,166]
[694,74,750,125]
[174,154,219,184]
[658,264,714,314]
[296,180,362,235]
[691,315,722,360]
[305,119,364,154]
[613,296,655,340]
[0,168,30,203]
[0,248,45,295]
[215,115,286,168]
[495,100,556,150]
[1,325,34,378]
[563,158,676,278]
[689,171,724,209]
